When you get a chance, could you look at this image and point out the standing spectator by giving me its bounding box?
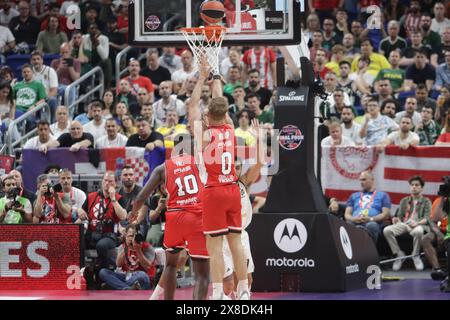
[245,69,272,108]
[321,18,343,52]
[247,93,273,125]
[23,120,56,152]
[435,111,450,145]
[115,2,128,42]
[153,81,185,123]
[377,116,420,150]
[415,84,437,113]
[234,109,256,147]
[434,50,450,92]
[0,175,32,224]
[50,105,71,139]
[416,105,441,146]
[36,14,68,54]
[96,118,128,148]
[104,17,126,65]
[344,170,391,243]
[78,171,127,269]
[431,2,450,37]
[126,117,164,151]
[0,79,15,121]
[156,109,188,148]
[341,105,363,145]
[242,46,276,90]
[58,168,86,223]
[0,24,15,64]
[359,98,399,145]
[140,49,171,99]
[404,49,436,92]
[395,97,422,128]
[0,0,18,27]
[376,50,405,94]
[33,174,71,224]
[8,0,40,48]
[159,47,182,75]
[337,61,355,100]
[39,3,69,36]
[379,20,407,59]
[321,121,355,147]
[121,59,154,102]
[335,7,349,36]
[80,1,104,34]
[351,38,391,79]
[51,42,81,107]
[171,49,197,94]
[83,100,107,140]
[47,120,94,151]
[99,224,154,290]
[9,169,36,205]
[383,176,430,271]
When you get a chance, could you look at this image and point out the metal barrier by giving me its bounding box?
[115,46,148,89]
[4,101,51,155]
[64,66,104,119]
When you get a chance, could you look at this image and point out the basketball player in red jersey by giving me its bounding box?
[131,134,209,300]
[187,57,250,300]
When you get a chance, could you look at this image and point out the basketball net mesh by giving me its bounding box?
[181,26,225,76]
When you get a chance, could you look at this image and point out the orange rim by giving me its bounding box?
[181,26,226,42]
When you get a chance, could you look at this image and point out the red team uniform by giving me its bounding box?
[202,124,242,235]
[164,154,208,259]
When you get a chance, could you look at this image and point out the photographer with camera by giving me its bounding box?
[0,175,32,224]
[33,174,71,224]
[78,171,127,270]
[98,224,155,290]
[428,176,450,291]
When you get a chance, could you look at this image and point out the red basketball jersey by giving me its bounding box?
[202,124,238,187]
[165,154,203,212]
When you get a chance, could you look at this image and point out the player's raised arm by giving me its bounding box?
[187,55,210,132]
[131,164,165,217]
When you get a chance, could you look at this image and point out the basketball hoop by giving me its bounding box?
[181,25,226,76]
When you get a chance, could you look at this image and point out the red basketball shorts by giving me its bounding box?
[163,210,209,259]
[202,183,242,236]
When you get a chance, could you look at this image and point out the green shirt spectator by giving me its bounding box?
[36,14,68,54]
[0,176,33,224]
[375,68,405,92]
[247,93,274,125]
[13,64,47,114]
[416,106,440,145]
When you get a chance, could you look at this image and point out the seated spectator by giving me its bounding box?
[104,16,126,65]
[0,80,17,142]
[351,38,391,79]
[153,81,185,123]
[140,103,162,130]
[81,23,112,89]
[395,97,422,127]
[379,20,407,59]
[129,87,150,119]
[8,0,40,49]
[121,59,154,102]
[377,116,420,151]
[83,100,107,140]
[74,102,93,125]
[431,2,450,37]
[197,84,211,116]
[247,93,273,125]
[314,48,332,80]
[381,98,398,119]
[80,1,105,34]
[436,111,450,145]
[320,17,343,52]
[145,183,167,247]
[70,30,84,62]
[113,101,130,125]
[327,197,345,220]
[118,166,143,214]
[400,31,431,68]
[341,106,363,145]
[126,117,164,151]
[228,85,248,117]
[342,32,360,59]
[309,31,330,64]
[344,170,391,243]
[117,79,137,109]
[0,0,19,27]
[337,61,355,103]
[243,46,277,90]
[40,3,69,36]
[322,72,352,111]
[435,84,450,126]
[44,164,61,175]
[102,90,115,118]
[359,98,399,145]
[99,224,154,290]
[51,42,80,107]
[156,109,188,148]
[33,173,71,223]
[23,120,56,153]
[325,45,348,76]
[30,50,59,122]
[416,105,441,145]
[405,48,436,92]
[58,168,86,223]
[320,88,349,123]
[434,50,450,92]
[0,174,32,223]
[171,49,197,94]
[36,14,68,54]
[440,27,450,64]
[373,79,395,105]
[78,171,127,269]
[9,169,36,205]
[0,24,15,64]
[0,65,17,86]
[159,47,182,75]
[223,66,242,97]
[245,69,272,108]
[349,56,376,97]
[415,83,437,113]
[120,114,138,138]
[177,75,197,103]
[234,110,256,147]
[420,13,442,68]
[96,118,128,148]
[376,50,406,94]
[140,49,171,99]
[321,121,356,147]
[221,48,243,82]
[383,176,431,271]
[47,120,94,152]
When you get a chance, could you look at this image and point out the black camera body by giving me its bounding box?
[6,187,21,207]
[95,219,114,233]
[45,183,53,197]
[134,231,145,244]
[438,176,450,197]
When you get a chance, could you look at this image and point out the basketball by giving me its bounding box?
[200,0,225,25]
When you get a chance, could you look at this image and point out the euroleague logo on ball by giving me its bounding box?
[278,125,304,150]
[145,15,161,31]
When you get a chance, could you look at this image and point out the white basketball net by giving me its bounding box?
[181,26,225,76]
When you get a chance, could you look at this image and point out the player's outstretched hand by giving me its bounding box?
[249,118,262,140]
[198,54,211,79]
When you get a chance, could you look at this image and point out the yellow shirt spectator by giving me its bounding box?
[157,124,188,148]
[235,128,256,147]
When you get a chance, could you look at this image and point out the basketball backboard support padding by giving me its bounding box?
[129,0,301,47]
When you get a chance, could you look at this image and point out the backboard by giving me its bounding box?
[129,0,301,47]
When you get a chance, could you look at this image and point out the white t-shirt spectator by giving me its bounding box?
[65,186,86,211]
[23,135,56,149]
[83,119,107,141]
[171,68,197,87]
[96,133,128,148]
[321,135,356,147]
[386,131,420,146]
[395,111,422,128]
[364,114,399,145]
[32,65,58,95]
[50,121,71,139]
[431,18,450,37]
[341,122,364,145]
[152,96,186,122]
[0,8,19,26]
[0,26,14,52]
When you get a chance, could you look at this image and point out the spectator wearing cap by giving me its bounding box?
[36,14,68,54]
[140,49,171,100]
[351,38,391,79]
[120,59,154,102]
[126,116,164,151]
[82,23,112,89]
[8,0,40,47]
[404,48,436,92]
[379,21,407,60]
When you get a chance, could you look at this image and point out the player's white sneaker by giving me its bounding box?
[209,293,232,300]
[238,290,251,300]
